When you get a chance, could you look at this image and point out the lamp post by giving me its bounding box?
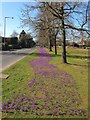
[4,17,14,44]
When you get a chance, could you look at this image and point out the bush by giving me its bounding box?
[8,44,13,49]
[74,42,79,48]
[2,43,10,50]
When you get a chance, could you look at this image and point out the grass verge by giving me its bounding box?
[48,47,88,112]
[2,47,88,118]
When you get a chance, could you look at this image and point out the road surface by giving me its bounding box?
[0,47,37,71]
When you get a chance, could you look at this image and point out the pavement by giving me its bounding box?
[0,74,9,79]
[0,47,37,72]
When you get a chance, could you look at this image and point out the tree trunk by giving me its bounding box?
[49,29,52,51]
[61,4,67,63]
[62,22,67,63]
[50,39,52,51]
[55,35,57,55]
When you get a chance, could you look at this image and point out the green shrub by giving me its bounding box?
[2,43,10,50]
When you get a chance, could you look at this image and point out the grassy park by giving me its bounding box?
[2,47,88,118]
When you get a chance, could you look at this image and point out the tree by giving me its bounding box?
[19,30,27,48]
[20,3,56,52]
[11,30,19,37]
[26,32,35,47]
[19,30,35,48]
[45,2,89,63]
[20,2,89,63]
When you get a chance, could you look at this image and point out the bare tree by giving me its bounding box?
[11,30,19,37]
[45,2,89,63]
[20,2,89,63]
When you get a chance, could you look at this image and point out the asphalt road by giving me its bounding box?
[0,47,37,71]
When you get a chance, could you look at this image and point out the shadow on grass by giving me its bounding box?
[30,52,61,58]
[33,53,89,60]
[67,55,89,59]
[67,62,88,67]
[30,52,88,65]
[30,53,88,67]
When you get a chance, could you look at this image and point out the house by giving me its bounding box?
[78,40,87,48]
[0,36,2,50]
[78,40,90,48]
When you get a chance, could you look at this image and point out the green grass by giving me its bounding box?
[48,47,88,111]
[2,47,88,118]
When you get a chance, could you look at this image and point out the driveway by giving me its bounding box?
[0,47,37,72]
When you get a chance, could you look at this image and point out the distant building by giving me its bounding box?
[78,40,90,48]
[0,36,2,50]
[0,36,2,43]
[78,40,86,45]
